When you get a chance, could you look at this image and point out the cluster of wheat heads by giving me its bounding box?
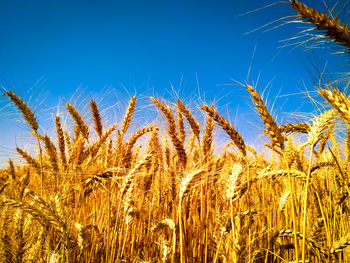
[1,0,350,262]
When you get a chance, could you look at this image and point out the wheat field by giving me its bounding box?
[1,1,350,262]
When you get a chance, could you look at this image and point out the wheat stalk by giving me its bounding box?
[178,169,205,263]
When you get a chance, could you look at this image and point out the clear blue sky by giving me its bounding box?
[0,0,347,166]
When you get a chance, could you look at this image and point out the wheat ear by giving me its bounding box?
[307,109,336,147]
[290,0,350,50]
[83,123,118,160]
[246,85,285,149]
[150,97,187,166]
[55,115,67,169]
[318,87,350,123]
[2,197,70,247]
[89,99,103,138]
[42,135,59,172]
[273,229,328,258]
[279,122,310,134]
[224,163,244,200]
[176,105,186,144]
[120,151,154,200]
[201,104,246,156]
[4,89,39,132]
[258,169,307,180]
[123,125,157,166]
[16,148,40,170]
[331,233,350,254]
[66,102,89,140]
[121,96,136,136]
[202,112,215,157]
[68,135,85,166]
[179,169,206,202]
[8,159,16,180]
[177,99,200,142]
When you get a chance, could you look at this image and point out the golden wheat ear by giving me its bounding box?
[121,96,136,136]
[89,99,103,138]
[16,147,40,170]
[289,0,350,51]
[55,115,67,169]
[66,102,89,140]
[307,109,337,147]
[150,97,187,167]
[318,87,350,123]
[279,122,310,134]
[4,89,39,132]
[245,85,285,150]
[177,99,200,142]
[202,111,215,158]
[201,104,246,156]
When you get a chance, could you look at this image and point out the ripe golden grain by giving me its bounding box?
[202,104,246,156]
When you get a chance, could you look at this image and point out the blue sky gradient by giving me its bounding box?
[0,0,348,166]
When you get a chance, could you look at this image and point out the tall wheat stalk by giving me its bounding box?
[301,109,336,262]
[4,89,44,194]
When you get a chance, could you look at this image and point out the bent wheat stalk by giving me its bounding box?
[178,169,205,263]
[300,109,336,262]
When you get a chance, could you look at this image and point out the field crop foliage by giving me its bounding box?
[1,1,350,262]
